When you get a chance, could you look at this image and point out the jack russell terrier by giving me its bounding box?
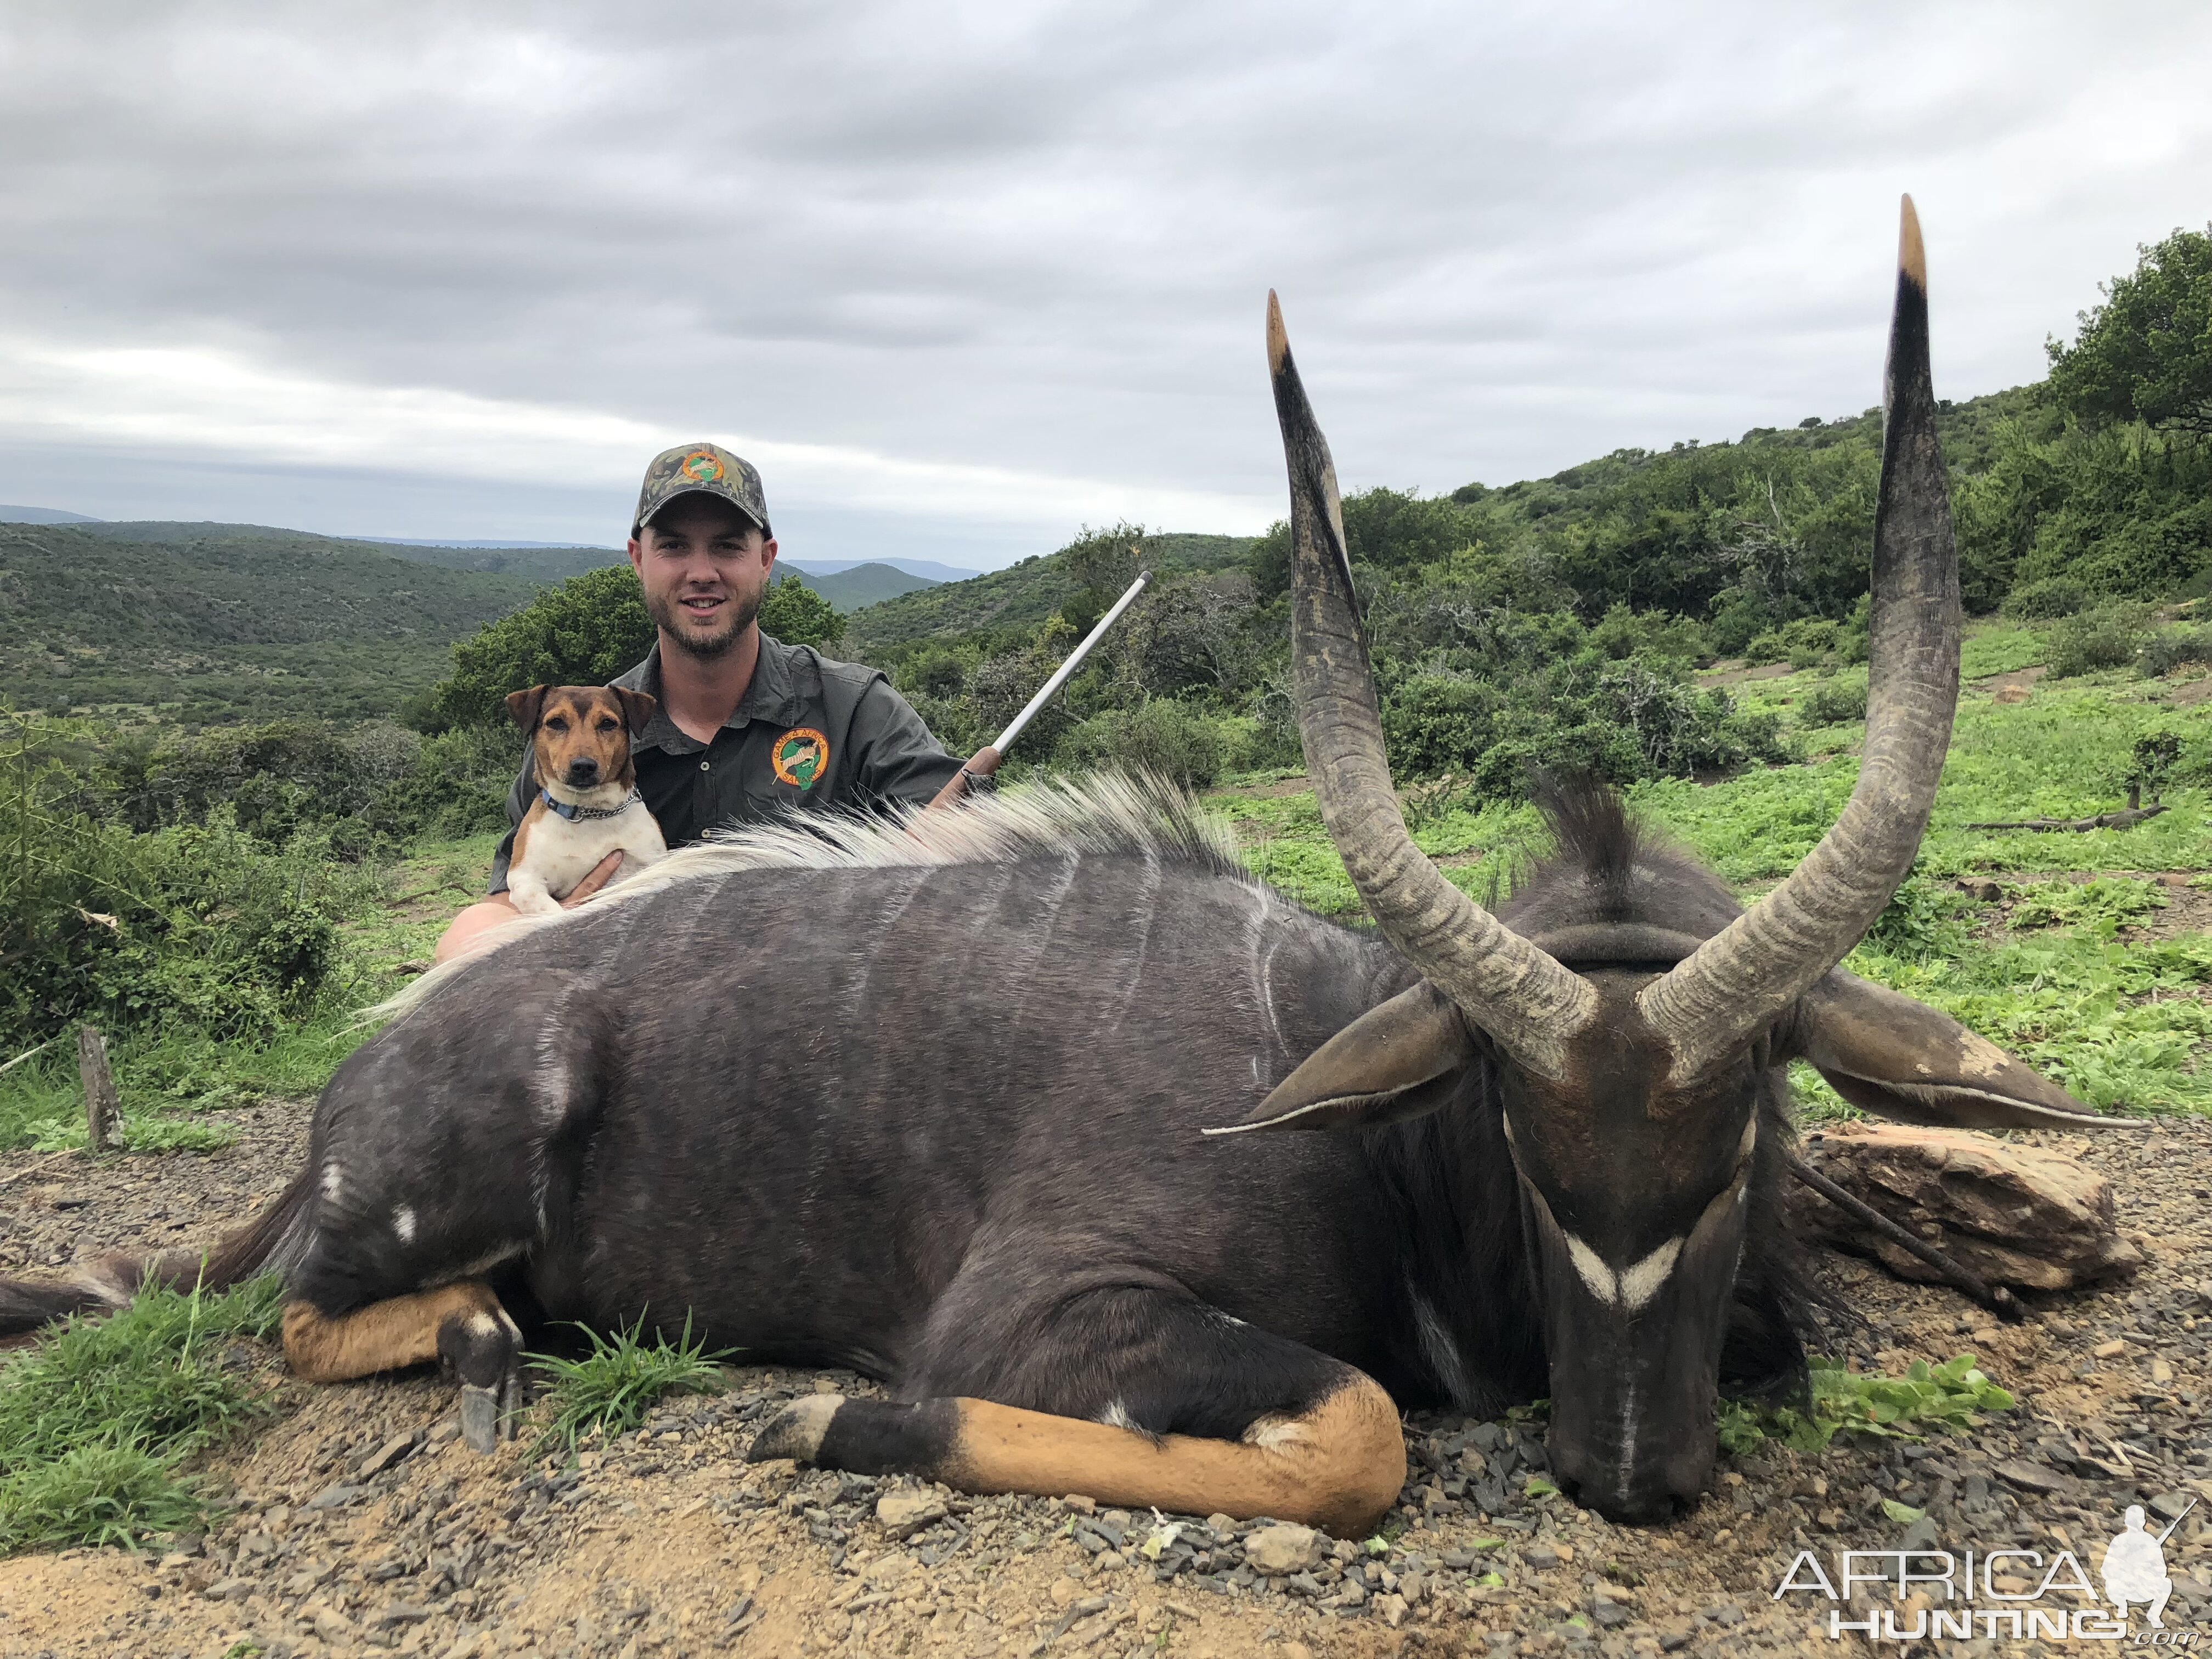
[503,684,669,916]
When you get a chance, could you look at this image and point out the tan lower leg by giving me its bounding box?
[281,1281,505,1383]
[946,1373,1406,1537]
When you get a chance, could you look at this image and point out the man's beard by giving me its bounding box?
[648,588,760,661]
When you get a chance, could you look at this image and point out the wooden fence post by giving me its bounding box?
[77,1025,117,1154]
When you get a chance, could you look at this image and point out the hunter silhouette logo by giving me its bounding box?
[679,450,725,484]
[772,727,829,788]
[1772,1496,2201,1642]
[2104,1500,2194,1629]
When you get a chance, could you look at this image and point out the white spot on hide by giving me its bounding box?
[466,1311,500,1340]
[1617,1238,1683,1312]
[1096,1400,1138,1431]
[1242,1414,1308,1452]
[392,1205,416,1245]
[1564,1232,1616,1304]
[321,1161,343,1203]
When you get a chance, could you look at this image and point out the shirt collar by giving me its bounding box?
[625,633,806,751]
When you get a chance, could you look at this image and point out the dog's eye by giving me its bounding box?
[597,718,619,732]
[544,718,568,731]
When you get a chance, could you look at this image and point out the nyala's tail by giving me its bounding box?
[0,1161,318,1336]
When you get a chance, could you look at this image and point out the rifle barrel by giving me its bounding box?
[990,572,1149,754]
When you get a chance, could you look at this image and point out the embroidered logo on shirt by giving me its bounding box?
[771,726,830,788]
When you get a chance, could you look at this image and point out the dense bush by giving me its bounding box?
[1378,657,1790,800]
[2045,223,2212,438]
[2135,623,2212,679]
[1798,677,1870,727]
[2,719,376,1045]
[2002,576,2089,619]
[424,565,655,730]
[1057,699,1227,791]
[758,573,843,650]
[2046,603,2155,679]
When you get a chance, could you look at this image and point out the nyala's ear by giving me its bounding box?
[612,687,658,736]
[1207,980,1477,1135]
[1792,970,2141,1131]
[505,686,549,731]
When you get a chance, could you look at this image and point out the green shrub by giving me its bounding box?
[1743,617,1837,669]
[1,716,376,1045]
[758,573,843,649]
[2046,602,2155,679]
[1057,699,1227,791]
[2136,624,2212,678]
[2002,576,2088,619]
[426,565,655,730]
[1799,677,1869,727]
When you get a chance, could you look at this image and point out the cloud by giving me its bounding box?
[0,1,2207,564]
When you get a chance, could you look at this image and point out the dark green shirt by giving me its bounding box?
[487,634,963,895]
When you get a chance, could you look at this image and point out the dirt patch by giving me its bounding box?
[3,1109,2209,1657]
[2166,676,2212,708]
[1208,777,1315,801]
[1967,666,2048,700]
[1695,663,1793,689]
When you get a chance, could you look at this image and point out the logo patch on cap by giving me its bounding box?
[680,450,726,484]
[771,727,830,789]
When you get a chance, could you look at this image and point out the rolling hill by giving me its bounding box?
[842,532,1256,654]
[0,522,543,724]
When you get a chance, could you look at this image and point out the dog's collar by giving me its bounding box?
[541,786,642,822]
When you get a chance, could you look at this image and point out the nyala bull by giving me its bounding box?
[0,199,2129,1530]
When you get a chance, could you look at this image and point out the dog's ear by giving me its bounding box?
[505,686,549,731]
[612,687,658,736]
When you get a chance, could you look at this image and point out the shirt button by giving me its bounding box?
[699,760,710,771]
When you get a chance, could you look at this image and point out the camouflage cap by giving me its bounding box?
[633,443,769,536]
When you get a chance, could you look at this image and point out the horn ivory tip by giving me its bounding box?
[1898,194,1926,291]
[1266,290,1289,375]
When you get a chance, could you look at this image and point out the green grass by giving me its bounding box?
[524,1314,730,1460]
[0,1278,285,1553]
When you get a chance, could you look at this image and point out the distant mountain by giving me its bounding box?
[0,504,103,524]
[374,538,609,550]
[783,561,940,610]
[1,521,541,723]
[842,532,1256,654]
[785,556,980,583]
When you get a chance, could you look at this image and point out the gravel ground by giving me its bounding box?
[2,1100,2208,1658]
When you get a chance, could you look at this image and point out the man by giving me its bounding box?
[435,442,963,962]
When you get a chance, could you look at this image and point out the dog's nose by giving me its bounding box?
[566,758,600,782]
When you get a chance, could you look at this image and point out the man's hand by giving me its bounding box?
[561,853,625,909]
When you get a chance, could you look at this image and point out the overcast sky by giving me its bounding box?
[1,2,2206,569]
